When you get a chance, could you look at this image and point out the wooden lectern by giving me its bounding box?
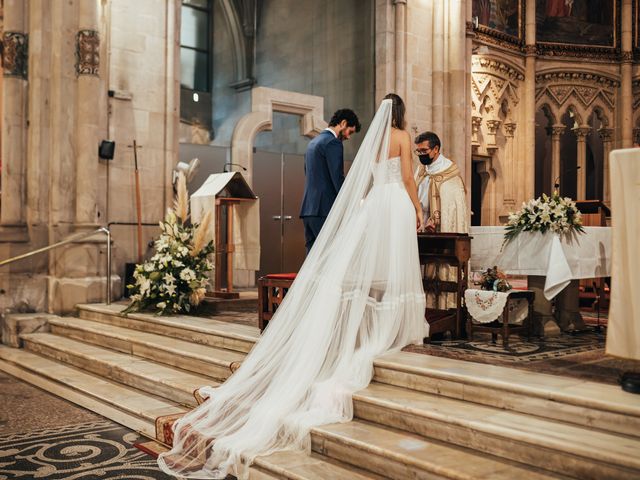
[417,233,471,339]
[575,200,610,227]
[191,172,258,299]
[214,196,254,299]
[576,200,611,310]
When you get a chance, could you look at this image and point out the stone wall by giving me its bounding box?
[211,0,375,160]
[0,0,180,313]
[470,0,637,225]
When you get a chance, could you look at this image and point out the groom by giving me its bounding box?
[300,109,361,253]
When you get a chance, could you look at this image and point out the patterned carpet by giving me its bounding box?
[405,328,606,363]
[0,421,172,480]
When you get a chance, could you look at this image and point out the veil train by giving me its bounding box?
[158,99,427,479]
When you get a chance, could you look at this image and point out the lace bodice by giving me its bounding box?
[373,156,402,185]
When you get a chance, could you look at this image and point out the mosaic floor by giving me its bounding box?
[0,421,172,480]
[0,371,171,480]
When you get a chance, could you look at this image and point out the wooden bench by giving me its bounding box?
[466,289,535,348]
[257,273,297,331]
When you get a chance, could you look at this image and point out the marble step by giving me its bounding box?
[49,316,245,381]
[374,351,640,438]
[148,440,379,480]
[251,451,382,480]
[0,346,188,438]
[76,303,260,353]
[20,333,214,407]
[312,419,567,480]
[352,382,640,480]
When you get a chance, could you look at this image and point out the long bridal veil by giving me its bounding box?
[158,99,427,479]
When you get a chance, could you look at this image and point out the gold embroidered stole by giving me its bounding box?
[425,163,463,229]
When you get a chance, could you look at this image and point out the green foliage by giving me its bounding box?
[503,193,585,246]
[123,210,214,315]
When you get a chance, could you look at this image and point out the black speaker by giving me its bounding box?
[99,140,116,160]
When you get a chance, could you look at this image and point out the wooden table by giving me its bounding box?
[418,233,471,339]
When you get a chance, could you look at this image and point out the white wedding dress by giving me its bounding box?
[158,99,428,479]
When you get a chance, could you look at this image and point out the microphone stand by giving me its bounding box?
[553,165,581,196]
[223,162,248,173]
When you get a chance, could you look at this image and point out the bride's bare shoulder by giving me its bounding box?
[390,128,411,141]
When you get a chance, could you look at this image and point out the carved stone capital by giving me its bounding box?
[524,44,537,56]
[620,51,633,64]
[485,119,502,135]
[471,116,483,145]
[598,128,614,142]
[2,32,28,79]
[573,126,591,139]
[466,21,475,37]
[547,124,566,138]
[503,122,517,137]
[76,30,100,76]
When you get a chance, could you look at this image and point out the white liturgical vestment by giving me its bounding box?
[606,148,640,360]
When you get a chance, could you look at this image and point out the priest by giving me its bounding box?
[414,131,468,234]
[415,131,469,311]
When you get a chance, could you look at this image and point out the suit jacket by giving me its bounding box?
[299,129,344,217]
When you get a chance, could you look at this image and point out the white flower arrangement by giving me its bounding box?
[504,192,584,245]
[123,173,214,315]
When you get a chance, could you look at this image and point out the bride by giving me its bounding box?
[158,94,428,479]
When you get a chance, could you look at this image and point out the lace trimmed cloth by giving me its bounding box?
[464,289,528,325]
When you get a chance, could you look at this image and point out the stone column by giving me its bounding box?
[599,128,614,204]
[393,0,407,101]
[549,124,565,193]
[1,0,28,227]
[75,1,101,227]
[471,115,482,149]
[620,0,633,148]
[485,119,502,149]
[503,122,517,203]
[374,0,395,104]
[431,0,444,136]
[574,126,590,200]
[523,0,536,201]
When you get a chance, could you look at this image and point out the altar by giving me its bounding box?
[469,226,611,334]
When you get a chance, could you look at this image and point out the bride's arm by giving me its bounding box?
[399,131,424,230]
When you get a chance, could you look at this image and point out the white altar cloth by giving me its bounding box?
[470,226,611,300]
[464,289,528,325]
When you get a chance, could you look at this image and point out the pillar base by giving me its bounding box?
[554,280,587,332]
[528,275,561,337]
[47,275,121,314]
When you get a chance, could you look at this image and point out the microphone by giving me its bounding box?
[553,165,581,192]
[223,162,248,172]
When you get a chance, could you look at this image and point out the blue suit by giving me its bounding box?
[299,129,344,252]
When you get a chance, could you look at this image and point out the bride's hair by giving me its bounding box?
[383,93,405,130]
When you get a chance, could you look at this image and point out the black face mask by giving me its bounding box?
[418,154,433,166]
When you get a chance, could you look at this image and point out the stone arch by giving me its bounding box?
[231,87,327,186]
[590,105,610,128]
[220,0,253,90]
[475,157,498,225]
[563,104,584,129]
[538,103,557,127]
